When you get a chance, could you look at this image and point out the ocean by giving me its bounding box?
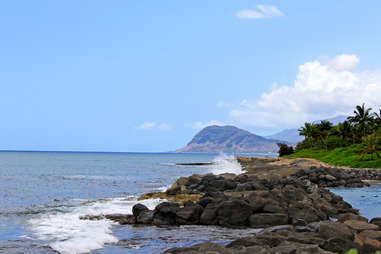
[0,152,262,254]
[0,151,380,254]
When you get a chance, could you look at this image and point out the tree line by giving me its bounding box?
[295,104,381,160]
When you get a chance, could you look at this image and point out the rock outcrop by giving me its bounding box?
[80,157,381,253]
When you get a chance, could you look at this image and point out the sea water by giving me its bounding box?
[330,184,381,219]
[0,152,259,254]
[1,152,380,254]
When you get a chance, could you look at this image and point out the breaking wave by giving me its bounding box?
[27,197,164,254]
[210,154,245,175]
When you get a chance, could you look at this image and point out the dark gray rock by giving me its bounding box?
[132,203,149,218]
[153,202,180,225]
[136,210,154,224]
[249,213,288,228]
[176,204,203,225]
[216,199,252,227]
[317,221,354,241]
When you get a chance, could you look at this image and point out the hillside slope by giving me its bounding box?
[175,125,280,153]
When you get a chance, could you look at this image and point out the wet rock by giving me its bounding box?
[136,210,154,224]
[79,215,104,220]
[132,203,148,218]
[105,214,136,225]
[153,202,180,225]
[249,213,288,228]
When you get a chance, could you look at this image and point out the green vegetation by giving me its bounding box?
[288,104,381,168]
[277,143,294,157]
[288,145,381,168]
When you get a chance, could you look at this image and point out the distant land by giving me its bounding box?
[175,125,282,154]
[267,115,348,145]
[175,115,349,154]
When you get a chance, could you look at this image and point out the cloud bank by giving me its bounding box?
[137,122,171,130]
[236,5,284,19]
[227,54,381,130]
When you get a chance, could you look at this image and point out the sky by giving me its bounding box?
[1,1,381,152]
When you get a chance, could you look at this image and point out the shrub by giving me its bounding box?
[277,143,294,157]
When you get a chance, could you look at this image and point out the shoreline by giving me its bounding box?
[82,156,381,253]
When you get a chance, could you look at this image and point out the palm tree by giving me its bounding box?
[374,109,381,126]
[348,104,374,138]
[337,121,352,142]
[359,134,381,161]
[298,122,316,146]
[316,121,333,150]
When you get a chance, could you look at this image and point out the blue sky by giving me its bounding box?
[1,1,381,152]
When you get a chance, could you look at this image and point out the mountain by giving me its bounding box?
[266,129,303,145]
[175,125,281,154]
[267,115,349,145]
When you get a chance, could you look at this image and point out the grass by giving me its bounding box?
[287,144,381,168]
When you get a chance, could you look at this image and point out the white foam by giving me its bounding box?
[155,185,171,192]
[63,175,117,180]
[28,197,164,254]
[211,154,245,175]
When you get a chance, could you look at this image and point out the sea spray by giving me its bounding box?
[211,154,245,175]
[28,197,165,254]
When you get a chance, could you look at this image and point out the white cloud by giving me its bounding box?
[158,123,171,130]
[236,5,284,19]
[188,120,227,130]
[137,122,171,131]
[328,54,359,71]
[227,54,381,130]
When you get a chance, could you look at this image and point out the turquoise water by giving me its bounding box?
[0,152,263,254]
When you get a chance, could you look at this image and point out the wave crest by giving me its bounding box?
[210,154,245,175]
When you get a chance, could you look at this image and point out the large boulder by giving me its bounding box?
[136,210,154,224]
[216,199,252,227]
[200,202,219,225]
[288,202,324,223]
[152,202,180,225]
[175,202,203,225]
[132,203,149,218]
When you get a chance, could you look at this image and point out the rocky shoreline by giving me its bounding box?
[81,157,381,253]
